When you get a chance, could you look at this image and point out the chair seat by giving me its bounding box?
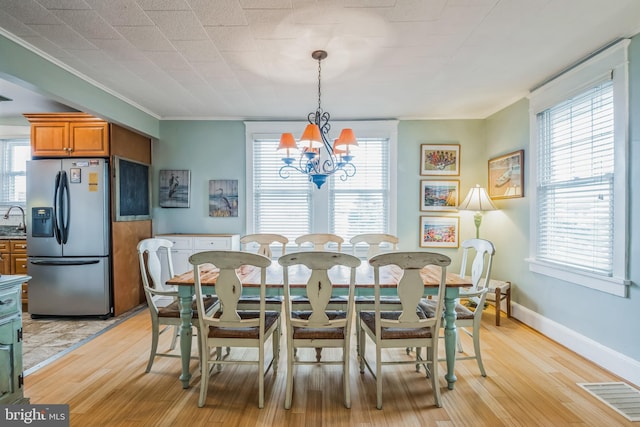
[418,299,475,320]
[157,296,218,318]
[238,295,283,305]
[359,310,434,339]
[290,311,347,339]
[208,310,280,339]
[354,295,402,305]
[292,295,348,305]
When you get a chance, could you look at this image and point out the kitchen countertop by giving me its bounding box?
[0,226,26,240]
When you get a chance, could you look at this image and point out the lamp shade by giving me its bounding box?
[277,133,298,151]
[458,184,497,211]
[332,139,346,155]
[299,124,323,149]
[334,128,358,148]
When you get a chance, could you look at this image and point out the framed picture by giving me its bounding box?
[420,216,459,248]
[420,144,460,176]
[159,169,190,208]
[420,180,459,211]
[488,150,524,199]
[69,167,81,184]
[209,179,238,217]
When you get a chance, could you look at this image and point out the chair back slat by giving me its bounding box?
[350,233,399,258]
[369,251,451,330]
[190,251,271,329]
[240,233,289,258]
[459,239,496,302]
[295,233,344,252]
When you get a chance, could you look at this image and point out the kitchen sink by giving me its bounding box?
[0,226,26,238]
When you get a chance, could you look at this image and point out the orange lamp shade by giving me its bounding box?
[277,133,298,152]
[334,128,358,148]
[299,124,323,149]
[332,139,346,155]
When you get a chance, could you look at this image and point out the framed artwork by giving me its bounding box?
[69,168,81,184]
[159,169,190,208]
[420,180,459,211]
[420,144,460,176]
[209,179,238,217]
[488,150,524,199]
[420,216,459,248]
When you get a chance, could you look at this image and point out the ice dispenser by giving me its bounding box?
[31,207,54,237]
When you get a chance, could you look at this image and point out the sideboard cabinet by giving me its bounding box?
[0,275,31,404]
[24,113,109,157]
[155,234,240,284]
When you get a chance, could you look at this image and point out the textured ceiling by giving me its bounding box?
[1,0,640,121]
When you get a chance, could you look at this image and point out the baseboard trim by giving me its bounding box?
[512,302,640,388]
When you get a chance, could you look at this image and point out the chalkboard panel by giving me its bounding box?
[114,155,151,221]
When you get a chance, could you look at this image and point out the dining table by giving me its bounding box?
[166,260,471,391]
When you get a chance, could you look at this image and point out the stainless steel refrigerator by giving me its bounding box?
[26,158,112,317]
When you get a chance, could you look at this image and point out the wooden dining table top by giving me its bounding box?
[166,262,471,288]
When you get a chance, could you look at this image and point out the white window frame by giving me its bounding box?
[527,39,630,297]
[245,120,398,252]
[0,137,30,204]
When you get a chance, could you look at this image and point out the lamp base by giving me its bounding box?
[473,212,482,239]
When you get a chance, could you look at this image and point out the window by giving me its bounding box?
[0,139,30,204]
[246,121,397,253]
[528,40,630,297]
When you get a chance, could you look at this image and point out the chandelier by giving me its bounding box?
[277,50,358,189]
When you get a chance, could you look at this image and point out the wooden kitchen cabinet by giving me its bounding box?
[0,241,10,275]
[24,113,110,157]
[0,240,28,306]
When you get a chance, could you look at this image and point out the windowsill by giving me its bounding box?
[526,258,630,297]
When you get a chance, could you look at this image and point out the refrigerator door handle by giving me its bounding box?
[60,170,70,244]
[29,259,100,266]
[53,171,62,244]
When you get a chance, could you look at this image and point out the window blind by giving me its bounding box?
[251,136,390,245]
[535,79,614,275]
[330,138,389,241]
[253,138,312,242]
[0,140,30,204]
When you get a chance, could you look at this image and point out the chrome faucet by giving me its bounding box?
[3,205,26,233]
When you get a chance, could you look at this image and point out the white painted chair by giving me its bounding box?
[278,251,361,409]
[190,250,280,408]
[350,233,399,258]
[420,238,495,377]
[358,251,451,409]
[295,233,343,252]
[137,238,217,373]
[240,233,289,259]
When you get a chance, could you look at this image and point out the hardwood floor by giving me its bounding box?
[24,307,635,426]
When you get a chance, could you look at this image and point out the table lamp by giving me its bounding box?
[458,184,497,238]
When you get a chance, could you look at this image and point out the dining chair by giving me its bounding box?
[240,233,289,259]
[419,238,495,376]
[278,251,361,409]
[190,250,280,408]
[358,251,451,409]
[137,238,218,373]
[295,233,344,252]
[349,233,399,259]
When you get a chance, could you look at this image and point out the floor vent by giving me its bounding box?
[578,382,640,422]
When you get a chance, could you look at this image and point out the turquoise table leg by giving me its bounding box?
[178,287,194,389]
[443,288,458,390]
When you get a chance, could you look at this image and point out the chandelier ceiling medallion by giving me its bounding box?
[277,50,358,189]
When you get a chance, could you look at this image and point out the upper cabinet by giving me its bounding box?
[23,113,110,157]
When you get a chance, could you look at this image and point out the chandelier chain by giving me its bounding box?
[317,56,322,112]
